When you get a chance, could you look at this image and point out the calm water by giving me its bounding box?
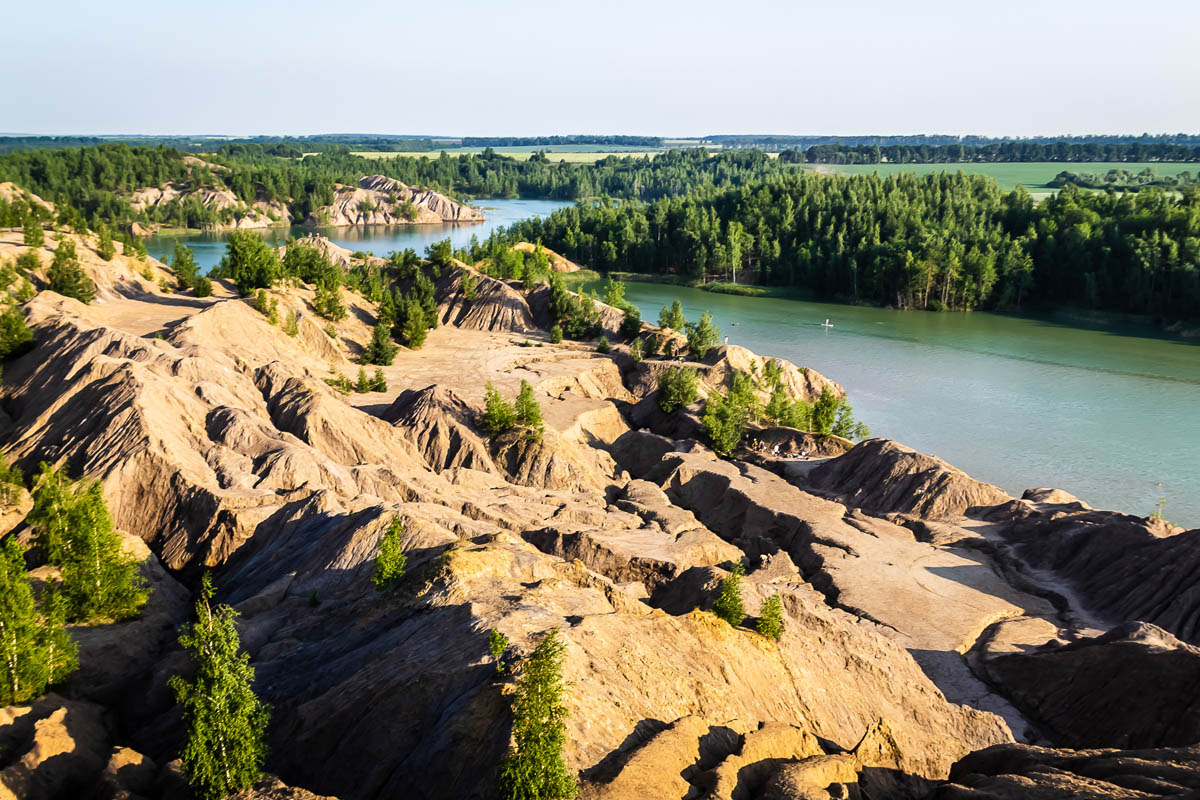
[619,284,1200,528]
[143,198,571,270]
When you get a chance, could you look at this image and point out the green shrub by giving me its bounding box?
[488,629,509,674]
[482,381,517,435]
[550,324,563,344]
[656,367,698,413]
[47,240,96,304]
[514,380,544,441]
[498,629,576,800]
[685,310,721,360]
[658,300,685,330]
[372,517,407,593]
[596,336,611,354]
[364,321,398,365]
[712,562,745,627]
[756,594,783,641]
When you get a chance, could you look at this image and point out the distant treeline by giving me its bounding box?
[0,135,449,155]
[788,142,1200,164]
[710,133,1200,151]
[493,172,1200,320]
[461,135,664,148]
[1051,168,1198,191]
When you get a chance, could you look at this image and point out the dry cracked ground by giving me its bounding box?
[1,226,1199,800]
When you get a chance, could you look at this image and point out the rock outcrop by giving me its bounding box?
[306,175,483,227]
[806,438,1011,520]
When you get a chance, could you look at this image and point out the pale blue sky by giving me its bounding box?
[8,0,1199,136]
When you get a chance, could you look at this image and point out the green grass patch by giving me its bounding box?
[805,161,1200,193]
[700,282,813,299]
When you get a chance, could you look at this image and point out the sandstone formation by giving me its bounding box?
[307,175,483,227]
[0,219,1196,800]
[130,183,292,230]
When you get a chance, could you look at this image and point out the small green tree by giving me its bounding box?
[712,562,745,627]
[619,307,641,340]
[701,391,747,457]
[283,309,299,336]
[313,282,346,321]
[400,308,427,349]
[372,517,407,592]
[685,311,721,360]
[656,367,698,413]
[96,224,116,262]
[629,337,644,362]
[831,397,871,441]
[48,240,96,304]
[57,481,148,622]
[756,594,783,641]
[811,388,840,436]
[514,380,544,441]
[216,231,279,294]
[488,628,509,674]
[355,367,371,393]
[658,300,686,331]
[170,574,270,800]
[371,368,387,392]
[193,276,213,298]
[498,629,576,800]
[549,324,563,344]
[0,538,77,706]
[172,243,199,289]
[22,219,43,249]
[0,305,33,360]
[482,382,517,435]
[462,271,478,302]
[596,336,611,354]
[364,321,398,365]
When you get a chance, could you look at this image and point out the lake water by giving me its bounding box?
[619,284,1200,528]
[146,200,1199,527]
[143,198,572,270]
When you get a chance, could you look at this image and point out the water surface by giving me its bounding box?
[619,284,1200,527]
[144,198,570,270]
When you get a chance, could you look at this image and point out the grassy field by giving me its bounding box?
[806,162,1199,195]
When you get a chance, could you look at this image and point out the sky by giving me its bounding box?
[7,0,1200,137]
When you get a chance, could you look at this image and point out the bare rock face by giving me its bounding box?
[0,695,110,800]
[511,241,581,272]
[979,622,1200,749]
[930,742,1200,799]
[436,266,536,333]
[383,385,497,474]
[807,439,1011,520]
[229,776,340,800]
[307,175,483,227]
[990,505,1200,644]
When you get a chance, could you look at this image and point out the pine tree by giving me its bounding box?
[371,368,387,392]
[399,304,427,349]
[313,282,347,321]
[712,562,745,627]
[629,337,644,362]
[22,218,43,249]
[96,224,116,261]
[482,382,517,435]
[685,311,721,360]
[0,305,33,360]
[172,243,199,289]
[0,538,77,705]
[498,629,576,800]
[28,463,74,562]
[658,300,686,331]
[514,380,544,441]
[283,309,299,337]
[170,574,270,800]
[47,240,96,304]
[549,324,563,344]
[364,321,398,365]
[355,367,370,393]
[372,517,407,593]
[756,594,784,641]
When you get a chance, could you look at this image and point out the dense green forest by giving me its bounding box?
[491,172,1200,319]
[0,144,805,229]
[790,142,1200,164]
[460,136,663,147]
